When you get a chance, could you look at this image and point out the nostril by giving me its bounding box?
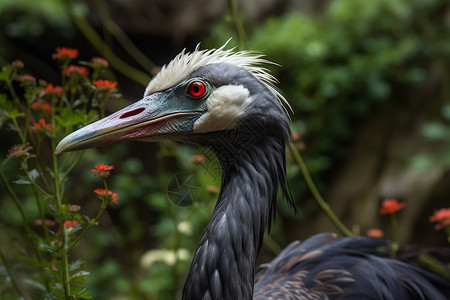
[120,108,145,119]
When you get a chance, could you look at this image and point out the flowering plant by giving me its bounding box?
[0,48,119,299]
[429,208,450,243]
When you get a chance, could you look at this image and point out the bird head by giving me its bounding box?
[55,44,291,155]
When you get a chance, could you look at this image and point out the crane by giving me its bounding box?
[55,44,450,299]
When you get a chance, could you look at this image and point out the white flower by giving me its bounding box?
[177,221,193,235]
[141,248,191,269]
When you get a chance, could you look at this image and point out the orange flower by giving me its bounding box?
[366,228,384,238]
[31,101,52,115]
[379,198,406,215]
[94,188,119,204]
[291,133,300,142]
[91,163,114,178]
[190,154,206,163]
[29,119,53,133]
[62,65,89,77]
[92,164,114,172]
[93,79,118,91]
[53,47,79,60]
[40,83,63,97]
[429,208,450,230]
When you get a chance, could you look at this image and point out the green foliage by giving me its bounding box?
[209,0,449,211]
[0,49,121,299]
[0,0,89,38]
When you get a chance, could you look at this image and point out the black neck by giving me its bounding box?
[182,127,290,300]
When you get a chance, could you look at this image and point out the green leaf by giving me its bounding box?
[74,287,92,299]
[55,108,99,128]
[28,169,40,181]
[24,278,46,291]
[48,204,59,214]
[67,224,82,235]
[0,65,12,81]
[69,270,90,282]
[0,96,25,120]
[14,178,31,184]
[38,243,57,254]
[69,260,84,272]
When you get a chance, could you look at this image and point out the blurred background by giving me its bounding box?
[1,0,449,299]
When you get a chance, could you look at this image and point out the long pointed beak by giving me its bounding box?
[55,94,198,155]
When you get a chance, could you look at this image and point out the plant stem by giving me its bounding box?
[51,140,71,298]
[95,0,156,73]
[0,165,28,226]
[31,186,50,241]
[32,155,52,192]
[11,117,26,143]
[263,235,282,254]
[0,163,47,288]
[6,78,20,104]
[288,143,353,237]
[65,0,151,86]
[61,151,85,183]
[390,213,398,258]
[228,0,248,50]
[0,247,25,298]
[54,167,71,298]
[70,201,107,250]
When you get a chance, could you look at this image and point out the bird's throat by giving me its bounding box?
[182,132,288,300]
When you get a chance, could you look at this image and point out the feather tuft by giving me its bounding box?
[144,41,292,114]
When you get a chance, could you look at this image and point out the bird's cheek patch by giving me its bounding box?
[193,85,251,133]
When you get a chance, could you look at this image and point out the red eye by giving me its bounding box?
[187,81,206,98]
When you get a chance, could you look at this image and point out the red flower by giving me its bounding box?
[40,83,63,97]
[366,228,384,238]
[31,101,52,115]
[93,79,118,91]
[53,47,79,60]
[91,163,114,178]
[94,188,119,204]
[29,119,53,133]
[62,65,89,77]
[64,220,79,231]
[379,198,406,215]
[429,208,450,230]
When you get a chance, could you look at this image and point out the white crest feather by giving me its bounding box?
[144,42,292,113]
